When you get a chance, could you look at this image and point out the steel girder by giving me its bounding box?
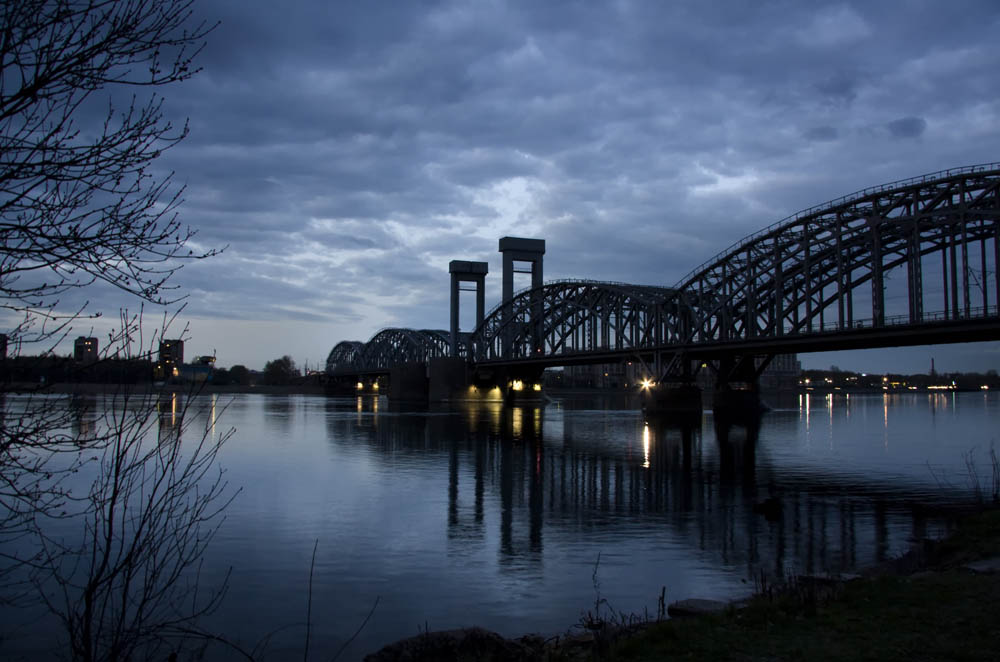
[327,328,453,374]
[326,341,365,373]
[331,164,1000,374]
[674,163,1000,345]
[471,280,685,362]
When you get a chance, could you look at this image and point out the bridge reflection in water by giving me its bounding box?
[325,396,950,583]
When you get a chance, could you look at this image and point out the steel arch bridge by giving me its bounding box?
[469,164,1000,371]
[326,328,456,374]
[329,164,1000,381]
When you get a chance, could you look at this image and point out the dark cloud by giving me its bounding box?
[804,126,839,142]
[47,0,1000,370]
[887,116,927,139]
[814,72,863,106]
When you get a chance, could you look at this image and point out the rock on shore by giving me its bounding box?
[363,627,545,662]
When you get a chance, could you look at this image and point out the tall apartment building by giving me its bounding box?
[156,339,184,380]
[73,336,98,362]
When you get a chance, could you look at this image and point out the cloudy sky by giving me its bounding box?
[78,1,1000,372]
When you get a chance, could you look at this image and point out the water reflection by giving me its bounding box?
[263,395,294,434]
[70,394,99,441]
[322,395,954,583]
[157,393,183,444]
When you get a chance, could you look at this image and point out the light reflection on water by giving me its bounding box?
[2,391,997,660]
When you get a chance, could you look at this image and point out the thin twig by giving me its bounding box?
[304,538,318,662]
[330,596,380,662]
[165,626,257,662]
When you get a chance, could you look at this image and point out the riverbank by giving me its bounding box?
[365,507,1000,661]
[1,381,328,395]
[608,506,1000,661]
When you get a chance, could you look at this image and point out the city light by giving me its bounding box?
[642,422,650,469]
[511,380,524,391]
[641,379,654,390]
[532,383,542,391]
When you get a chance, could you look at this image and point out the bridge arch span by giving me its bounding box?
[360,328,451,370]
[471,280,687,363]
[675,163,1000,345]
[326,341,365,373]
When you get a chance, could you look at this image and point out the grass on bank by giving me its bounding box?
[608,509,1000,662]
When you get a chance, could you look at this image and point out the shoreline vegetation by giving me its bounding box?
[363,507,1000,661]
[2,381,330,396]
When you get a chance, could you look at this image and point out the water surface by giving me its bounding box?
[2,390,996,660]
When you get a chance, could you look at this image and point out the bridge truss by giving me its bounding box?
[469,164,1000,376]
[326,328,454,374]
[329,164,1000,382]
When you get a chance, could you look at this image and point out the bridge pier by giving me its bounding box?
[343,360,548,403]
[641,383,703,415]
[711,354,770,419]
[643,352,703,415]
[470,365,545,402]
[389,362,429,402]
[326,375,383,396]
[713,387,766,419]
[429,357,470,401]
[325,375,359,396]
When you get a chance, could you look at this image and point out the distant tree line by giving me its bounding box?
[0,356,262,387]
[1,356,154,384]
[801,367,1000,390]
[262,355,300,385]
[0,354,327,387]
[209,364,251,386]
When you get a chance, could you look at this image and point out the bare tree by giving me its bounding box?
[32,387,237,662]
[1,0,220,353]
[0,0,218,537]
[0,1,237,658]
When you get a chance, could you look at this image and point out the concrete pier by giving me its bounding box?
[713,388,768,418]
[428,357,469,401]
[389,362,428,402]
[641,383,703,414]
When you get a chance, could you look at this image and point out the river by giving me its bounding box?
[2,389,998,660]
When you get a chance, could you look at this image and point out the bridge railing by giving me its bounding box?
[673,162,1000,290]
[790,304,1000,335]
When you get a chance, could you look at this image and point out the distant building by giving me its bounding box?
[563,362,644,388]
[564,354,801,391]
[179,355,216,383]
[73,336,98,362]
[156,339,184,380]
[759,354,802,390]
[696,353,801,391]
